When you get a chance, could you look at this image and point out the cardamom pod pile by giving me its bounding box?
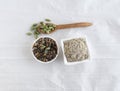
[32,37,58,62]
[27,19,56,39]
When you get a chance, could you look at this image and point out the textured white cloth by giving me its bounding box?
[0,0,120,91]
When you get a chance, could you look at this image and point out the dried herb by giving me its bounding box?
[45,19,51,22]
[63,38,89,62]
[26,32,32,36]
[32,37,58,62]
[26,19,56,39]
[40,44,46,49]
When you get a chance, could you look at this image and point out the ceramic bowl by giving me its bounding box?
[31,36,59,63]
[61,36,90,65]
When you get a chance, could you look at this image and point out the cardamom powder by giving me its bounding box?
[63,38,89,62]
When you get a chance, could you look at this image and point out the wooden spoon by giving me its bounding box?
[56,22,92,29]
[38,22,92,34]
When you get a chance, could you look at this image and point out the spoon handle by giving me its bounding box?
[56,22,92,30]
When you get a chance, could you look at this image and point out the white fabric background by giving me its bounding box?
[0,0,120,91]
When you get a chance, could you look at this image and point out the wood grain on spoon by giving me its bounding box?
[56,22,92,30]
[37,22,92,34]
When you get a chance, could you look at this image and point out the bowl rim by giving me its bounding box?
[31,36,59,64]
[61,36,91,65]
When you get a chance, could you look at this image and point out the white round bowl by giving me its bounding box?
[31,36,59,63]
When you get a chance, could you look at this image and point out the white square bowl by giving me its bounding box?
[61,36,90,65]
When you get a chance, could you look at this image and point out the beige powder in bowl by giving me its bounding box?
[63,38,89,62]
